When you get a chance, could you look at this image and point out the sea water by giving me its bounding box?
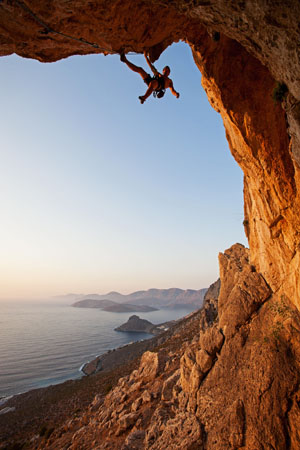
[0,301,191,399]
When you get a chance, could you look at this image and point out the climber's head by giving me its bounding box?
[163,66,170,76]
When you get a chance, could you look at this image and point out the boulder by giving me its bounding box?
[199,325,224,356]
[116,412,139,435]
[196,349,213,373]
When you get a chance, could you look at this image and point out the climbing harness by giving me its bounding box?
[149,74,166,99]
[143,73,166,99]
[153,74,166,99]
[153,89,166,99]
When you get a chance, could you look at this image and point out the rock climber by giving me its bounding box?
[120,51,180,104]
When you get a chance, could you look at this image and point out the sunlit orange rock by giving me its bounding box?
[33,244,300,449]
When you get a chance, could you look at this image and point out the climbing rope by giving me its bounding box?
[13,0,140,56]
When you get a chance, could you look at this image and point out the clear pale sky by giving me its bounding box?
[0,42,247,300]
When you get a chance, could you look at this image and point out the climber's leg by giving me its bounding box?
[139,79,159,104]
[120,53,148,81]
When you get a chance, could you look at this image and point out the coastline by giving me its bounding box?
[0,396,12,408]
[0,313,190,410]
[0,307,203,446]
[0,331,165,443]
[1,302,194,403]
[0,322,172,410]
[81,318,178,375]
[81,337,153,375]
[0,334,155,411]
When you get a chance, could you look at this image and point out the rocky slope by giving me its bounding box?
[11,244,298,449]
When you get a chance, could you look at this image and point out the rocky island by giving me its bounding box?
[115,315,174,335]
[72,299,158,313]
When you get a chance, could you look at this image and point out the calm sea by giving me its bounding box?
[0,301,190,400]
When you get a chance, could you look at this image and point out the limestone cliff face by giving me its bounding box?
[192,34,300,310]
[2,0,300,309]
[35,244,300,449]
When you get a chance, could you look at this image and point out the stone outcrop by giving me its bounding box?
[115,315,174,335]
[115,315,159,334]
[1,1,300,310]
[32,244,300,449]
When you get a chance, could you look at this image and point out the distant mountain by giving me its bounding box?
[102,303,158,313]
[72,299,158,313]
[77,292,126,302]
[72,299,117,309]
[123,288,207,309]
[73,288,207,310]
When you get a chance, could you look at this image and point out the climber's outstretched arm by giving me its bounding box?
[144,52,159,76]
[169,81,180,98]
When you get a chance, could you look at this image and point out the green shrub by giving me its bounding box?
[272,82,288,103]
[5,444,25,450]
[212,31,220,42]
[265,296,293,342]
[44,427,54,440]
[269,297,293,319]
[39,425,47,437]
[39,425,54,439]
[104,383,112,394]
